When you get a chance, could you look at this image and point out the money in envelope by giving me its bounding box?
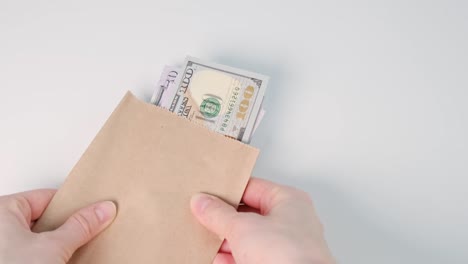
[151,57,269,143]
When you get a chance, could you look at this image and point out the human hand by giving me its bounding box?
[191,178,334,264]
[0,189,116,264]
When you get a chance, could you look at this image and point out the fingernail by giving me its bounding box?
[191,193,213,214]
[95,201,117,223]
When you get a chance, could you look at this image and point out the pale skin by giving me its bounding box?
[191,178,335,264]
[0,178,334,264]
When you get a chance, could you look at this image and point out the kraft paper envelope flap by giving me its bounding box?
[33,91,259,263]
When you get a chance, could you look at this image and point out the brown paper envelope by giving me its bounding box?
[33,91,259,263]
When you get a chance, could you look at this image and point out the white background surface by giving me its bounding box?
[1,0,467,263]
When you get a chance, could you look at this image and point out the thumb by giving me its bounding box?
[49,201,117,258]
[190,193,240,239]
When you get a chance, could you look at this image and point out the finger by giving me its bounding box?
[191,193,241,240]
[47,201,117,258]
[241,177,286,215]
[219,239,231,253]
[213,253,236,264]
[2,189,56,223]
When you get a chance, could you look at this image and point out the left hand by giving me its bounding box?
[0,189,116,264]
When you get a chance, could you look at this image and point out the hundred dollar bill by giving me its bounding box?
[252,108,266,135]
[154,65,266,137]
[159,57,269,143]
[150,66,180,105]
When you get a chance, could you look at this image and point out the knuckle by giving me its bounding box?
[6,195,30,219]
[261,185,288,214]
[262,184,316,214]
[70,212,94,240]
[268,185,283,202]
[296,189,314,203]
[284,187,314,204]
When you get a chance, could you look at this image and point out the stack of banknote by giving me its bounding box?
[151,57,269,143]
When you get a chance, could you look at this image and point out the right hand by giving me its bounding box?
[191,178,335,264]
